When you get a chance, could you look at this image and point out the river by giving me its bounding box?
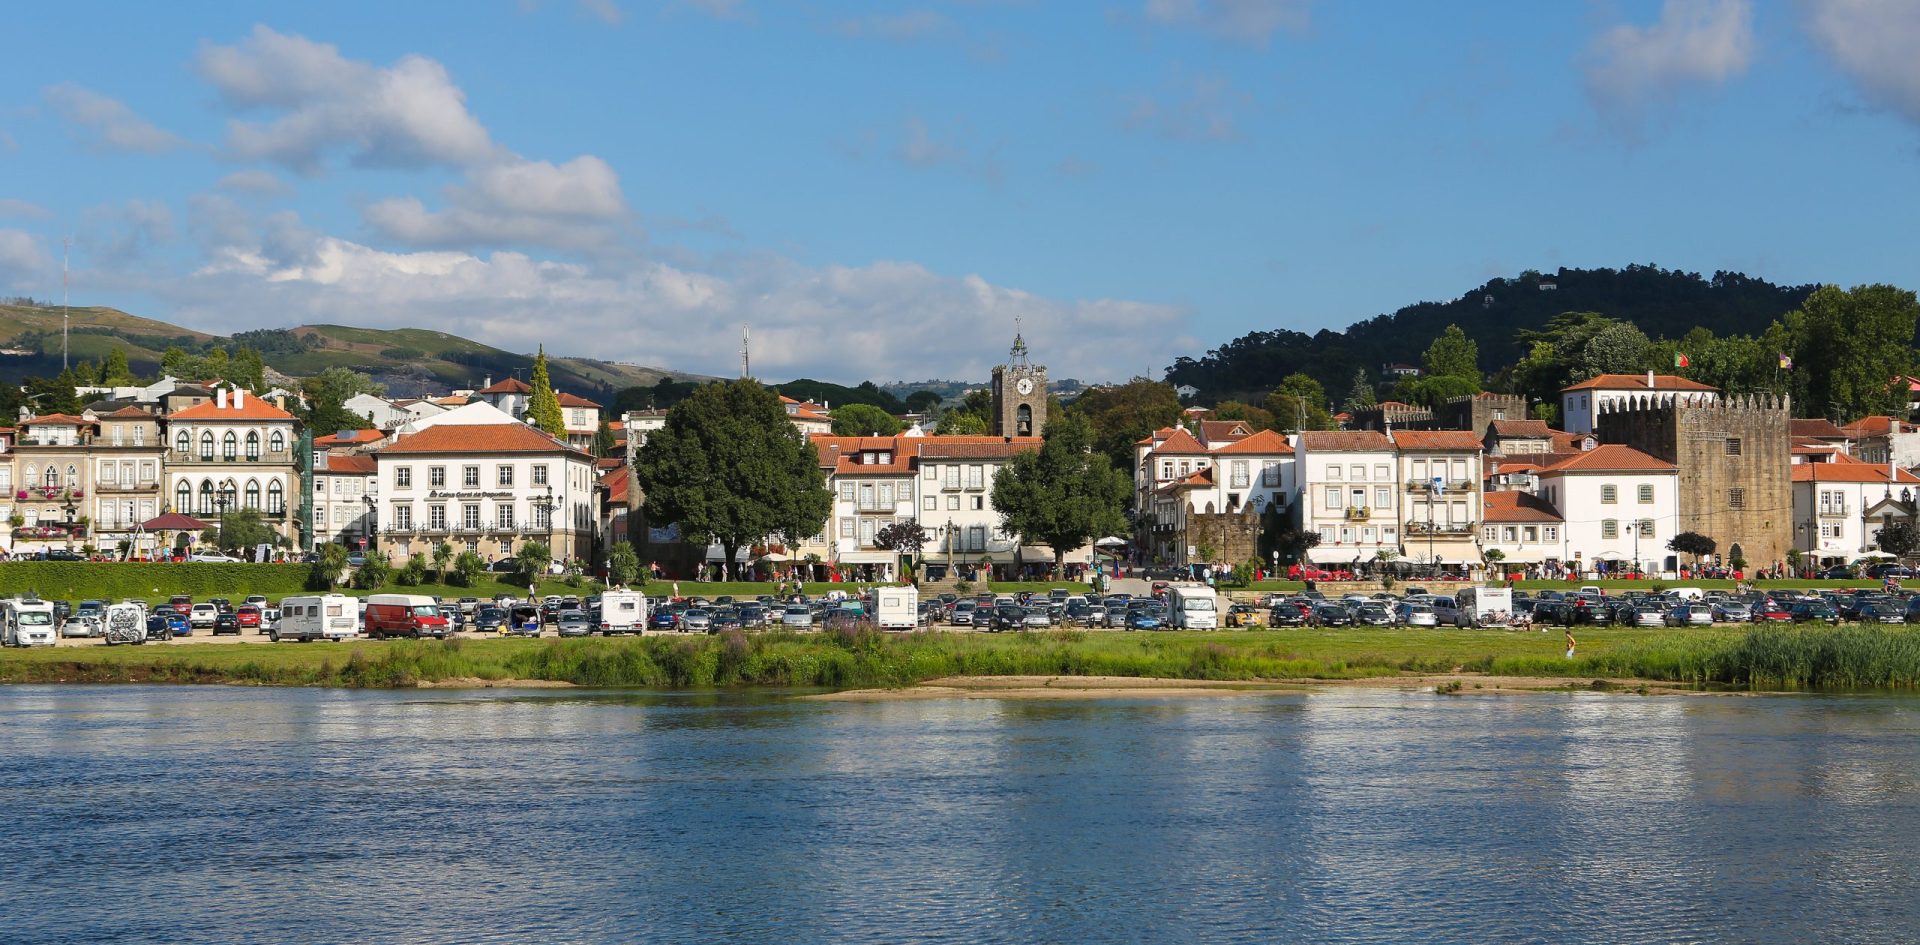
[2,685,1917,944]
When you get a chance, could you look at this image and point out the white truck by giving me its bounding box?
[873,586,920,630]
[597,588,648,635]
[3,598,58,647]
[1165,583,1220,630]
[1455,586,1516,628]
[272,594,360,642]
[103,602,148,646]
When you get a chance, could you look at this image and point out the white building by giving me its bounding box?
[1295,431,1401,567]
[1479,492,1564,570]
[1791,454,1920,569]
[1840,416,1920,470]
[1391,430,1487,572]
[163,389,301,545]
[343,393,411,431]
[1559,372,1720,435]
[1134,423,1296,567]
[1533,445,1679,575]
[312,452,377,551]
[371,423,601,566]
[816,436,918,580]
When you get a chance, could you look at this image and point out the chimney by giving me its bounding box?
[217,388,228,409]
[235,389,246,408]
[1645,369,1655,390]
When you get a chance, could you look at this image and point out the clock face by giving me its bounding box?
[1016,377,1034,395]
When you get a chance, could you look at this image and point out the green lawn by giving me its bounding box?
[0,561,594,603]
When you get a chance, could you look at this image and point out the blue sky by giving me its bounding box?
[2,0,1918,384]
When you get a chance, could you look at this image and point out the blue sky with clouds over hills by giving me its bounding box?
[2,1,1919,383]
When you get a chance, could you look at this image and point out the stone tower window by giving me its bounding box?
[1728,488,1746,509]
[1726,438,1742,456]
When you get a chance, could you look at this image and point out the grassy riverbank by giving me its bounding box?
[7,625,1920,691]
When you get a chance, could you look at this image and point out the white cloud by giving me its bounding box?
[0,229,50,284]
[838,10,950,41]
[580,0,625,24]
[216,169,293,197]
[197,26,498,172]
[1124,72,1248,141]
[1143,0,1311,46]
[0,199,53,220]
[1803,0,1920,125]
[42,83,186,153]
[152,207,1183,383]
[364,155,630,250]
[1583,0,1755,137]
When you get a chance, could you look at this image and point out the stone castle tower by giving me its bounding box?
[990,328,1047,438]
[1596,391,1791,568]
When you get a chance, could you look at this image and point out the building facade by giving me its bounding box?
[164,389,301,546]
[89,407,166,556]
[1790,455,1920,568]
[312,452,377,551]
[1561,372,1720,435]
[1533,445,1680,574]
[372,423,599,565]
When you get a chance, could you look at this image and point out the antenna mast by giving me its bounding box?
[741,325,750,379]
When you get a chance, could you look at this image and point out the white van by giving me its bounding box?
[3,598,58,647]
[273,595,360,642]
[874,586,919,630]
[1166,583,1219,630]
[1455,586,1515,627]
[598,589,648,635]
[103,602,148,646]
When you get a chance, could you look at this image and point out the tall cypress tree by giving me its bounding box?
[528,346,566,436]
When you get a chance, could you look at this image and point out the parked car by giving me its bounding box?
[1790,601,1841,624]
[1224,602,1262,628]
[1395,602,1439,627]
[949,601,978,627]
[1022,605,1053,629]
[1866,563,1915,580]
[1354,603,1395,627]
[1753,601,1794,623]
[473,606,509,633]
[1124,606,1164,631]
[781,605,813,629]
[1665,604,1714,627]
[235,605,263,631]
[188,603,218,630]
[1710,601,1752,623]
[1311,603,1353,627]
[679,609,713,632]
[1816,565,1857,580]
[651,610,681,631]
[1858,603,1907,624]
[556,610,593,637]
[145,614,177,641]
[210,612,240,635]
[188,553,243,563]
[1269,600,1314,627]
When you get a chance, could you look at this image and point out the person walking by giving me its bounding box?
[1564,628,1577,660]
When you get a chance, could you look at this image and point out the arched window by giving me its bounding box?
[66,465,77,488]
[23,465,36,488]
[244,479,261,510]
[199,480,215,515]
[45,467,59,489]
[175,481,191,512]
[199,432,214,460]
[267,481,285,515]
[245,431,260,460]
[1016,404,1033,437]
[176,430,189,453]
[222,432,238,460]
[269,430,285,453]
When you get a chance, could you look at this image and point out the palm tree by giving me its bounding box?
[432,541,455,584]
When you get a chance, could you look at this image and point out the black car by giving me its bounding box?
[1311,604,1353,627]
[1790,602,1841,624]
[1866,564,1915,580]
[989,605,1026,632]
[1530,601,1578,626]
[213,612,242,635]
[44,550,85,561]
[1816,565,1857,580]
[1268,600,1313,627]
[474,607,509,632]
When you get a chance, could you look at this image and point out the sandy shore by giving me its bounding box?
[414,677,574,689]
[806,674,1743,701]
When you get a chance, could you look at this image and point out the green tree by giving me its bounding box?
[990,413,1130,576]
[934,410,989,435]
[527,346,566,436]
[1066,378,1182,469]
[1343,368,1377,413]
[1580,321,1653,377]
[201,508,275,552]
[1422,324,1480,382]
[874,520,930,582]
[451,550,487,588]
[1211,400,1275,431]
[1878,521,1920,560]
[1395,373,1482,409]
[230,347,266,392]
[1668,531,1717,562]
[395,555,428,586]
[830,403,905,437]
[634,379,833,571]
[307,543,348,590]
[352,551,392,590]
[100,347,134,386]
[1263,374,1333,432]
[300,367,384,435]
[1793,284,1920,419]
[514,540,553,589]
[432,541,455,583]
[607,542,641,586]
[904,390,942,414]
[593,419,618,458]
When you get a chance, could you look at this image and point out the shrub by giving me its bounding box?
[352,551,392,590]
[451,551,486,588]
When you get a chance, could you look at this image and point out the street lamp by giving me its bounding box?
[1627,521,1642,579]
[363,492,378,557]
[541,484,557,560]
[218,485,236,551]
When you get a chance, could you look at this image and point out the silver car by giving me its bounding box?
[1666,604,1714,627]
[556,609,592,637]
[782,605,814,629]
[1711,601,1752,623]
[949,602,977,627]
[1395,603,1438,627]
[680,609,713,632]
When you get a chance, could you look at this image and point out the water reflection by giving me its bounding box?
[3,685,1920,944]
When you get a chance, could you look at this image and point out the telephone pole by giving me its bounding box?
[61,237,70,371]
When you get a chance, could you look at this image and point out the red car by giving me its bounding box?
[1753,602,1793,622]
[235,605,263,630]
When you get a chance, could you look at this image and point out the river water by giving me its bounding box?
[2,685,1918,944]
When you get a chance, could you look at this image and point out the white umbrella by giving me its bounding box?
[758,551,793,562]
[1094,536,1129,547]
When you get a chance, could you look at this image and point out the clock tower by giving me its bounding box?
[989,325,1047,438]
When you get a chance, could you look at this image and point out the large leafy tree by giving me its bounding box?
[527,346,567,436]
[1211,400,1275,431]
[1877,521,1920,560]
[1263,373,1333,432]
[1421,324,1480,383]
[1342,368,1377,413]
[1792,284,1920,420]
[300,367,384,435]
[634,379,832,571]
[830,403,904,437]
[991,413,1129,576]
[1067,378,1182,468]
[99,348,134,386]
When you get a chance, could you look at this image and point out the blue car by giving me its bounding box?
[1127,609,1165,631]
[649,610,678,631]
[164,612,190,637]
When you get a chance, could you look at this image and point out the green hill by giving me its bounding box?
[0,302,711,399]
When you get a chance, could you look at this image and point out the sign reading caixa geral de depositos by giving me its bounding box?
[426,490,517,500]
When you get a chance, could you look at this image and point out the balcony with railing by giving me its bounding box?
[1343,507,1371,521]
[1404,520,1478,536]
[1818,504,1850,519]
[96,479,161,493]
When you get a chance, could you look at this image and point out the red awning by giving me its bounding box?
[140,513,210,531]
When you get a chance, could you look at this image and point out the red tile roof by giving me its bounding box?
[315,429,387,448]
[1197,420,1252,444]
[1560,373,1718,393]
[1841,416,1912,438]
[478,377,531,395]
[102,406,157,420]
[168,392,295,421]
[1149,427,1209,455]
[1299,431,1393,451]
[322,453,376,474]
[1793,462,1920,484]
[23,413,91,426]
[1210,429,1294,455]
[379,423,582,456]
[1790,418,1849,439]
[599,466,630,503]
[1483,491,1564,523]
[1391,430,1484,451]
[1537,444,1676,473]
[556,392,601,408]
[1489,420,1555,437]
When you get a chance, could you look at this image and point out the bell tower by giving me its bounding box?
[989,318,1047,438]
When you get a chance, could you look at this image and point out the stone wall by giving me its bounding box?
[1185,511,1259,567]
[1596,392,1791,568]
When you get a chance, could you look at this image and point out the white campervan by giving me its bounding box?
[874,586,919,630]
[598,589,647,635]
[272,595,360,642]
[1165,584,1220,630]
[3,598,58,647]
